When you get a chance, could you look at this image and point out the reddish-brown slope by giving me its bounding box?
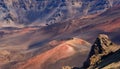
[15,38,91,69]
[92,18,120,32]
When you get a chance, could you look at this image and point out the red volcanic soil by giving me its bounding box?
[19,45,75,69]
[15,38,91,69]
[94,18,120,32]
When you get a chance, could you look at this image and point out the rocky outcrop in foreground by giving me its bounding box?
[83,34,120,69]
[63,34,120,69]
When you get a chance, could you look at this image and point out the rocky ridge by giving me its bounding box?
[63,34,120,69]
[83,34,120,69]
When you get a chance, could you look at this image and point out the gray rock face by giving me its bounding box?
[0,0,120,27]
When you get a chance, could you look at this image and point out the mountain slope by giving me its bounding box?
[3,38,91,69]
[0,6,120,68]
[0,1,120,69]
[0,0,120,27]
[41,6,120,44]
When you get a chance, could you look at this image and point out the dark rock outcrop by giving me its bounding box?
[83,34,119,69]
[62,34,120,69]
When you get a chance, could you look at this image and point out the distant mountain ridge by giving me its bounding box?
[0,0,120,27]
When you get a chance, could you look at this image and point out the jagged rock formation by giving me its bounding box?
[62,34,120,69]
[0,0,120,27]
[82,34,120,69]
